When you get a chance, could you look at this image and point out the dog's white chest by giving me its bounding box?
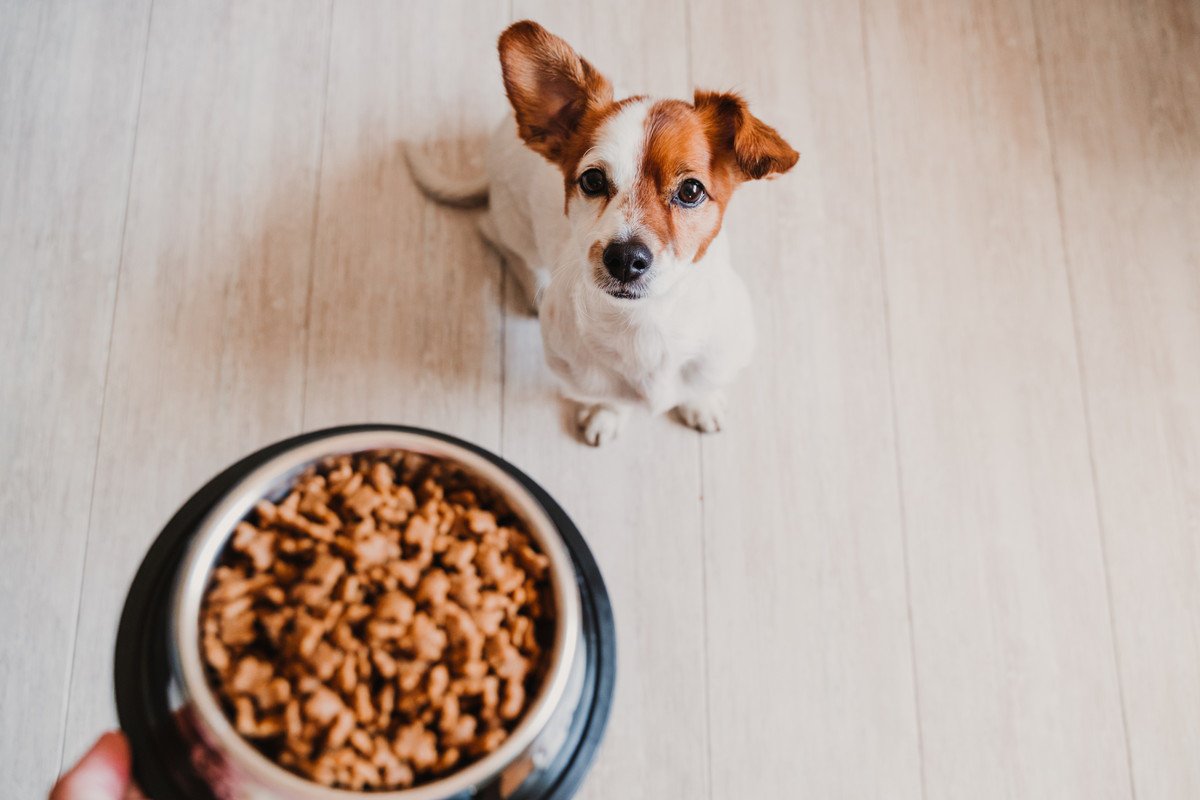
[540,284,718,414]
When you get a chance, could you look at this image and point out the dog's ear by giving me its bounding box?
[694,90,799,181]
[499,21,613,163]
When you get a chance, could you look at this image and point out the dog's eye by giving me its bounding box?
[674,178,707,208]
[578,168,608,197]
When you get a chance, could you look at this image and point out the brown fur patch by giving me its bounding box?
[631,94,798,262]
[693,90,799,181]
[634,101,724,261]
[498,21,614,164]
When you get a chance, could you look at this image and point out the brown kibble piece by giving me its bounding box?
[304,687,344,726]
[350,727,375,757]
[232,522,275,572]
[353,532,398,570]
[443,540,477,572]
[405,613,448,662]
[354,683,375,723]
[477,727,507,754]
[308,640,343,682]
[387,559,423,589]
[396,659,427,694]
[500,679,525,721]
[295,613,325,659]
[344,484,382,519]
[466,509,496,534]
[371,647,398,679]
[256,677,292,711]
[327,708,356,750]
[219,613,256,647]
[376,590,416,624]
[443,713,478,747]
[427,664,450,704]
[416,569,452,606]
[394,722,438,770]
[203,634,230,673]
[234,696,283,739]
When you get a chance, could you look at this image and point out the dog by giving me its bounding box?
[406,20,798,445]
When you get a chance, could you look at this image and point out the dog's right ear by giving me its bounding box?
[694,90,799,182]
[499,21,613,164]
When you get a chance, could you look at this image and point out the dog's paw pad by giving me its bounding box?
[578,405,623,446]
[675,398,726,433]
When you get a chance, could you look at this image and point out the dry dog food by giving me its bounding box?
[200,451,553,791]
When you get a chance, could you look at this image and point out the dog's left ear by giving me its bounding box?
[499,21,614,164]
[694,90,799,181]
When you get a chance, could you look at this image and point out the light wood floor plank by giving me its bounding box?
[0,1,150,795]
[1033,0,1200,795]
[58,0,333,766]
[499,4,712,799]
[302,0,509,450]
[863,0,1132,796]
[687,2,925,797]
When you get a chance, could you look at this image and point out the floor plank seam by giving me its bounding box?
[696,437,716,800]
[54,0,157,775]
[498,264,508,456]
[682,0,695,101]
[857,2,928,795]
[683,7,715,797]
[298,0,337,434]
[499,0,513,458]
[1028,4,1138,796]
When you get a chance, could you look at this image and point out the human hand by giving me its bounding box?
[50,731,147,800]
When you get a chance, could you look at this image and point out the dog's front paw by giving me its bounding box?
[675,395,727,433]
[577,403,625,447]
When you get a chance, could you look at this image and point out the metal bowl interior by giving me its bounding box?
[170,430,582,800]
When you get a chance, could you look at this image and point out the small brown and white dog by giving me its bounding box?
[407,21,798,445]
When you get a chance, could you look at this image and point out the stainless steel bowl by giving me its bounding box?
[167,430,585,800]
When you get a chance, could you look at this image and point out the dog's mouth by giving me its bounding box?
[593,266,650,301]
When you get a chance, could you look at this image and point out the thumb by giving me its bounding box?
[50,731,134,800]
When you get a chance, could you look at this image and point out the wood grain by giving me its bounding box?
[687,1,925,797]
[302,0,509,450]
[1033,0,1200,795]
[0,1,150,796]
[58,0,332,766]
[863,0,1132,796]
[500,3,712,800]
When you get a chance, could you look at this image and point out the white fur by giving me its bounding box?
[420,105,756,444]
[583,100,648,191]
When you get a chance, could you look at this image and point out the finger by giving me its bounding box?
[50,731,132,800]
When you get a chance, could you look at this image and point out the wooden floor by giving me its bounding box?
[3,0,1198,797]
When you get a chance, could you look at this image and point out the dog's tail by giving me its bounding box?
[402,143,489,208]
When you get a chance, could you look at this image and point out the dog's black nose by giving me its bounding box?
[602,240,653,283]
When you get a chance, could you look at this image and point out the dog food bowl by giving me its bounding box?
[114,424,615,800]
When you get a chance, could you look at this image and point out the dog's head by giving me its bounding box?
[498,21,798,301]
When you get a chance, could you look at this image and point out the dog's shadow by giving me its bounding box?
[158,132,564,448]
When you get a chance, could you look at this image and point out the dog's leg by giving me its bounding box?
[674,390,728,434]
[575,401,629,447]
[476,212,548,314]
